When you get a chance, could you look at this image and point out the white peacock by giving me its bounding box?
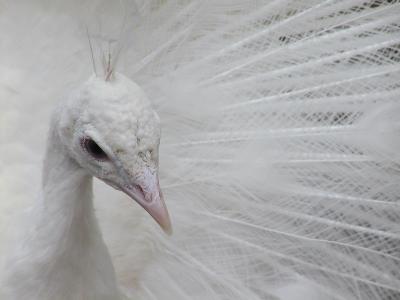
[1,1,399,300]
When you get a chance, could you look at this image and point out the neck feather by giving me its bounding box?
[3,127,121,300]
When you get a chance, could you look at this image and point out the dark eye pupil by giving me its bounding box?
[82,138,108,160]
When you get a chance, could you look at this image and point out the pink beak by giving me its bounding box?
[120,168,172,235]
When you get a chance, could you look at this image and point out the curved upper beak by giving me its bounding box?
[119,167,172,235]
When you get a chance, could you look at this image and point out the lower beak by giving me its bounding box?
[120,169,172,235]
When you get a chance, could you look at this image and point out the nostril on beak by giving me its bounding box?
[136,185,151,202]
[118,170,171,234]
[126,184,152,203]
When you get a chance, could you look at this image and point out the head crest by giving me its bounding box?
[86,28,121,82]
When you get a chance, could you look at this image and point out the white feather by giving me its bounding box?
[1,0,399,299]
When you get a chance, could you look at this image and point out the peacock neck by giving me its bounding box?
[4,127,121,300]
[41,128,94,224]
[42,129,93,228]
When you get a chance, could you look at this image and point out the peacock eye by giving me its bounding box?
[81,137,108,161]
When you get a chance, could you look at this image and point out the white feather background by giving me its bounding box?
[1,1,400,299]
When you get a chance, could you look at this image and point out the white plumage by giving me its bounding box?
[1,1,400,299]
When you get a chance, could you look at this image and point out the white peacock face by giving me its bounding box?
[57,73,172,234]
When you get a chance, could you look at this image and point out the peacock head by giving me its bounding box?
[57,73,172,234]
